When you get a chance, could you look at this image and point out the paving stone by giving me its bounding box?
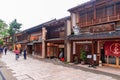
[0,51,118,80]
[16,75,29,80]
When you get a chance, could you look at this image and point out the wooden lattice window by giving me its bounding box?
[106,5,114,16]
[79,12,86,25]
[96,7,105,19]
[116,2,120,15]
[87,9,94,22]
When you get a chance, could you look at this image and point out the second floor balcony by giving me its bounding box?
[79,14,120,27]
[47,31,65,39]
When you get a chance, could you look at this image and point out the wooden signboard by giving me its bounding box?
[90,23,115,33]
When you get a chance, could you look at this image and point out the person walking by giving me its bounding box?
[20,48,22,56]
[0,47,3,57]
[14,48,20,60]
[23,48,27,60]
[4,46,7,55]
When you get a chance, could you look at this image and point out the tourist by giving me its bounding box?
[23,47,27,60]
[4,46,7,55]
[20,48,22,56]
[14,48,20,60]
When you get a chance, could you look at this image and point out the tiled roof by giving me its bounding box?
[68,30,120,40]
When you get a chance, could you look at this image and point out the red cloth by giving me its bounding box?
[105,41,120,57]
[60,58,65,62]
[14,50,20,54]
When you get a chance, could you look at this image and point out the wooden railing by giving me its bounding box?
[16,36,29,42]
[47,31,65,39]
[79,14,120,27]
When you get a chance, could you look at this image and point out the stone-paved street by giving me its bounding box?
[0,51,118,80]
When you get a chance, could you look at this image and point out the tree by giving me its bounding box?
[0,39,3,45]
[8,19,22,44]
[0,19,9,38]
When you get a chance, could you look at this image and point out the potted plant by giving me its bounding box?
[80,49,87,64]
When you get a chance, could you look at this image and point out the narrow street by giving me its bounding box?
[0,51,118,80]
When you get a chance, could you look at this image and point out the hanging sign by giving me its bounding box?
[105,41,120,57]
[90,23,115,33]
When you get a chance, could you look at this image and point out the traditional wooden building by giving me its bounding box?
[15,25,44,58]
[25,24,44,58]
[15,31,28,51]
[2,36,12,50]
[43,17,71,60]
[68,0,120,68]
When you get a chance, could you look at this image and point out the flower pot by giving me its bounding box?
[81,61,85,65]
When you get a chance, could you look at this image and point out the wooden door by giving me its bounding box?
[75,44,82,60]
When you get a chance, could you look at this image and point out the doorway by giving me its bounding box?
[102,41,120,68]
[27,45,32,54]
[75,43,92,63]
[101,48,105,63]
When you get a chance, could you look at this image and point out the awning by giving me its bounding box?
[45,38,64,44]
[27,40,42,45]
[33,40,42,43]
[67,30,120,40]
[27,42,33,45]
[46,38,64,42]
[16,40,28,44]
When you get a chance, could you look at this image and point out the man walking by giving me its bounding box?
[4,46,7,55]
[23,48,27,60]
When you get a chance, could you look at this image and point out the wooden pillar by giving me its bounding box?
[76,12,79,24]
[107,56,109,64]
[66,40,71,62]
[92,41,95,64]
[42,27,47,58]
[71,41,74,62]
[42,41,45,58]
[65,19,71,62]
[97,41,101,60]
[116,57,119,67]
[71,13,76,27]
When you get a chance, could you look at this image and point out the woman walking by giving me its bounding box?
[14,48,20,60]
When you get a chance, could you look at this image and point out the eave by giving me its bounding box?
[68,30,120,41]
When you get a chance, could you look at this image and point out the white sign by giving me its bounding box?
[87,55,92,59]
[93,54,97,61]
[73,25,80,35]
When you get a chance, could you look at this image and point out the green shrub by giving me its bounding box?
[80,49,87,61]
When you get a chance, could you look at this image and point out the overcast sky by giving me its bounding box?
[0,0,89,30]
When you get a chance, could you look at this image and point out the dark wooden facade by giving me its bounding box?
[28,31,42,56]
[2,36,12,50]
[44,17,70,59]
[26,24,43,56]
[15,31,28,51]
[68,0,120,68]
[69,0,120,28]
[14,24,43,58]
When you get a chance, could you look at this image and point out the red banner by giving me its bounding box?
[105,41,120,57]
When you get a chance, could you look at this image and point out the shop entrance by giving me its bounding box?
[102,41,120,68]
[47,42,64,58]
[73,41,92,64]
[27,45,33,54]
[101,48,105,63]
